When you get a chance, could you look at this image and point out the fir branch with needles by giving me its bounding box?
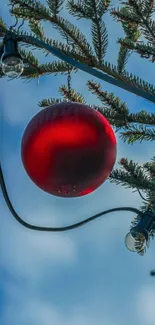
[67,0,94,19]
[87,80,129,115]
[1,0,155,250]
[117,38,155,62]
[120,125,155,144]
[38,97,66,108]
[111,0,155,45]
[67,0,111,20]
[110,158,155,193]
[116,6,141,73]
[91,14,108,64]
[28,19,45,39]
[38,85,87,107]
[9,0,96,62]
[46,0,64,17]
[59,85,87,103]
[67,0,109,64]
[0,17,8,36]
[0,0,153,99]
[143,157,155,179]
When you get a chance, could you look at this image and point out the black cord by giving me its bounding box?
[132,188,149,202]
[0,162,141,232]
[9,4,18,31]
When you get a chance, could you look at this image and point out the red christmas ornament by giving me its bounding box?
[21,102,117,197]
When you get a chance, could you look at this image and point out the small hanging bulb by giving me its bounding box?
[1,34,24,78]
[125,211,155,255]
[125,230,147,254]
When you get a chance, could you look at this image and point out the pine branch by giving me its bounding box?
[91,17,108,64]
[118,38,155,62]
[87,80,155,133]
[95,60,155,97]
[111,6,141,25]
[52,15,95,61]
[85,85,124,129]
[28,19,45,39]
[119,5,141,38]
[117,45,131,73]
[16,45,78,80]
[59,85,87,103]
[46,0,64,16]
[144,190,155,210]
[39,61,76,75]
[10,0,96,62]
[97,0,111,16]
[110,158,155,221]
[127,0,155,45]
[38,97,67,107]
[1,1,154,99]
[20,48,40,67]
[111,1,155,45]
[127,111,155,126]
[120,156,155,213]
[121,0,155,20]
[68,1,109,63]
[83,0,111,18]
[38,85,86,107]
[67,0,111,20]
[110,158,155,192]
[21,61,76,80]
[120,125,155,144]
[0,17,8,36]
[92,106,130,128]
[15,31,155,97]
[143,157,155,179]
[87,80,129,114]
[109,168,154,192]
[4,26,94,68]
[9,0,52,20]
[93,105,155,131]
[115,6,141,72]
[67,0,93,19]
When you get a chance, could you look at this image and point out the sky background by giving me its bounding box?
[1,0,155,325]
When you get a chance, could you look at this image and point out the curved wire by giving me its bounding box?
[0,162,141,232]
[9,4,18,30]
[137,188,149,202]
[132,188,149,202]
[17,19,25,32]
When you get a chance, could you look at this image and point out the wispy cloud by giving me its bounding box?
[136,284,155,325]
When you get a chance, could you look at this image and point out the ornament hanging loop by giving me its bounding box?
[65,34,75,101]
[67,61,72,100]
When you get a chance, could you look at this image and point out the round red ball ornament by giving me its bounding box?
[21,102,117,197]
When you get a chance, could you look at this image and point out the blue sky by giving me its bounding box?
[1,1,155,325]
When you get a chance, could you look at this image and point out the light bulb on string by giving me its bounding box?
[125,230,147,255]
[1,53,24,78]
[0,34,24,78]
[125,211,155,255]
